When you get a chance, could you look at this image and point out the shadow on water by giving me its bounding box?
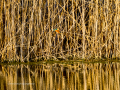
[0,61,120,90]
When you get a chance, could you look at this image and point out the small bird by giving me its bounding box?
[53,28,60,34]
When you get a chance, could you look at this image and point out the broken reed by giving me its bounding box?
[0,0,120,62]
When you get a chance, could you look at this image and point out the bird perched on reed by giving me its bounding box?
[53,28,60,34]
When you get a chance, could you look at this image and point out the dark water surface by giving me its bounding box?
[0,61,120,90]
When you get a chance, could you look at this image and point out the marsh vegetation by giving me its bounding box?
[0,0,120,62]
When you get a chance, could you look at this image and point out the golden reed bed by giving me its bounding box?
[0,0,120,62]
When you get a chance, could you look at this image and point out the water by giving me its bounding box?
[0,61,120,90]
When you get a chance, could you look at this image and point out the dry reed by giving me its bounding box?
[0,0,120,62]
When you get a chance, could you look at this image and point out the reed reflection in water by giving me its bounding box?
[0,62,120,90]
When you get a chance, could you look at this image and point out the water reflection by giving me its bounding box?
[0,62,120,90]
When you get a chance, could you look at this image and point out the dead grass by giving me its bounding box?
[0,0,120,62]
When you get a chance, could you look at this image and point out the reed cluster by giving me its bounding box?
[0,0,120,62]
